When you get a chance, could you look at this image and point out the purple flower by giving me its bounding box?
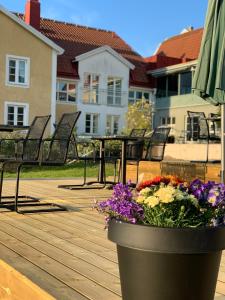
[207,184,225,207]
[189,179,219,204]
[97,182,143,224]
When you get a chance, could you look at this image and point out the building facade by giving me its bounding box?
[17,0,154,136]
[0,4,63,134]
[3,1,216,139]
[146,28,219,142]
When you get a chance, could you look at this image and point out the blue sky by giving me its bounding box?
[1,0,208,57]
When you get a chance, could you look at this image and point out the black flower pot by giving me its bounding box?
[108,219,225,300]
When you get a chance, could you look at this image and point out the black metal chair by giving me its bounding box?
[104,128,147,185]
[144,126,171,161]
[124,126,171,184]
[0,115,51,208]
[208,113,221,140]
[187,111,220,162]
[0,115,51,160]
[129,128,147,137]
[0,111,81,212]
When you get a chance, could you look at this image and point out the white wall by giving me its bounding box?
[76,50,130,135]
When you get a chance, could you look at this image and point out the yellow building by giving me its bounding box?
[0,5,63,134]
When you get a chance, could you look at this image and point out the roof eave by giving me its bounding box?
[0,5,64,55]
[75,45,135,70]
[148,59,198,77]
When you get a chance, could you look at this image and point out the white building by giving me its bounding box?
[20,0,154,136]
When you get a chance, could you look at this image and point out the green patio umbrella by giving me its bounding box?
[192,0,225,182]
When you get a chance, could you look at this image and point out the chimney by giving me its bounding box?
[25,0,40,30]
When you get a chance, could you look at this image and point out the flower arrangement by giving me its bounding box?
[96,176,225,228]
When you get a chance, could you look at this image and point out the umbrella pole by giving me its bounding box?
[221,104,225,183]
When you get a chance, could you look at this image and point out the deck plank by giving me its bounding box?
[0,178,224,299]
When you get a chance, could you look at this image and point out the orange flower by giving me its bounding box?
[136,175,184,191]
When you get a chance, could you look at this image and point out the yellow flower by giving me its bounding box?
[136,196,145,203]
[155,186,175,203]
[144,196,160,208]
[139,187,151,197]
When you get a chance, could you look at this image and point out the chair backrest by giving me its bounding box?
[208,113,220,137]
[129,128,147,137]
[22,115,51,161]
[145,126,171,161]
[187,111,209,141]
[45,111,81,164]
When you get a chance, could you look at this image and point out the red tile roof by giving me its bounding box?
[155,28,203,61]
[15,14,152,88]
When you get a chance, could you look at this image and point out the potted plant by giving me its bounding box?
[96,176,225,300]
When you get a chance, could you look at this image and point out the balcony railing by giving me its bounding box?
[80,88,128,107]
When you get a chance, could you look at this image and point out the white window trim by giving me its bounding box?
[83,73,100,104]
[4,101,29,126]
[106,115,120,135]
[6,55,30,88]
[160,115,176,134]
[107,77,122,106]
[128,89,150,105]
[56,79,77,104]
[85,113,99,134]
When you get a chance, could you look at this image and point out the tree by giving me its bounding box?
[124,101,152,134]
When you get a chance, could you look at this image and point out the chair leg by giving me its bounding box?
[113,160,118,183]
[0,165,5,204]
[15,163,22,212]
[136,161,140,185]
[83,159,87,185]
[206,141,209,163]
[117,160,121,183]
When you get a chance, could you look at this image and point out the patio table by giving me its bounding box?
[0,125,29,132]
[91,135,139,185]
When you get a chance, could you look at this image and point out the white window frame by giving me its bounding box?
[107,77,122,106]
[4,102,29,126]
[6,55,30,88]
[106,115,120,135]
[85,113,99,134]
[160,115,176,134]
[56,79,76,103]
[83,73,100,104]
[128,90,150,105]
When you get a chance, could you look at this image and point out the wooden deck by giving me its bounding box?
[0,178,224,299]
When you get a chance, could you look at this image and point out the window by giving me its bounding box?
[83,74,99,104]
[161,116,176,126]
[85,113,98,134]
[156,77,167,98]
[106,115,120,135]
[186,116,200,141]
[128,91,135,104]
[160,115,176,134]
[5,102,28,126]
[168,74,178,96]
[128,90,150,105]
[157,71,193,98]
[56,80,76,102]
[107,77,122,105]
[6,55,29,86]
[180,72,192,95]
